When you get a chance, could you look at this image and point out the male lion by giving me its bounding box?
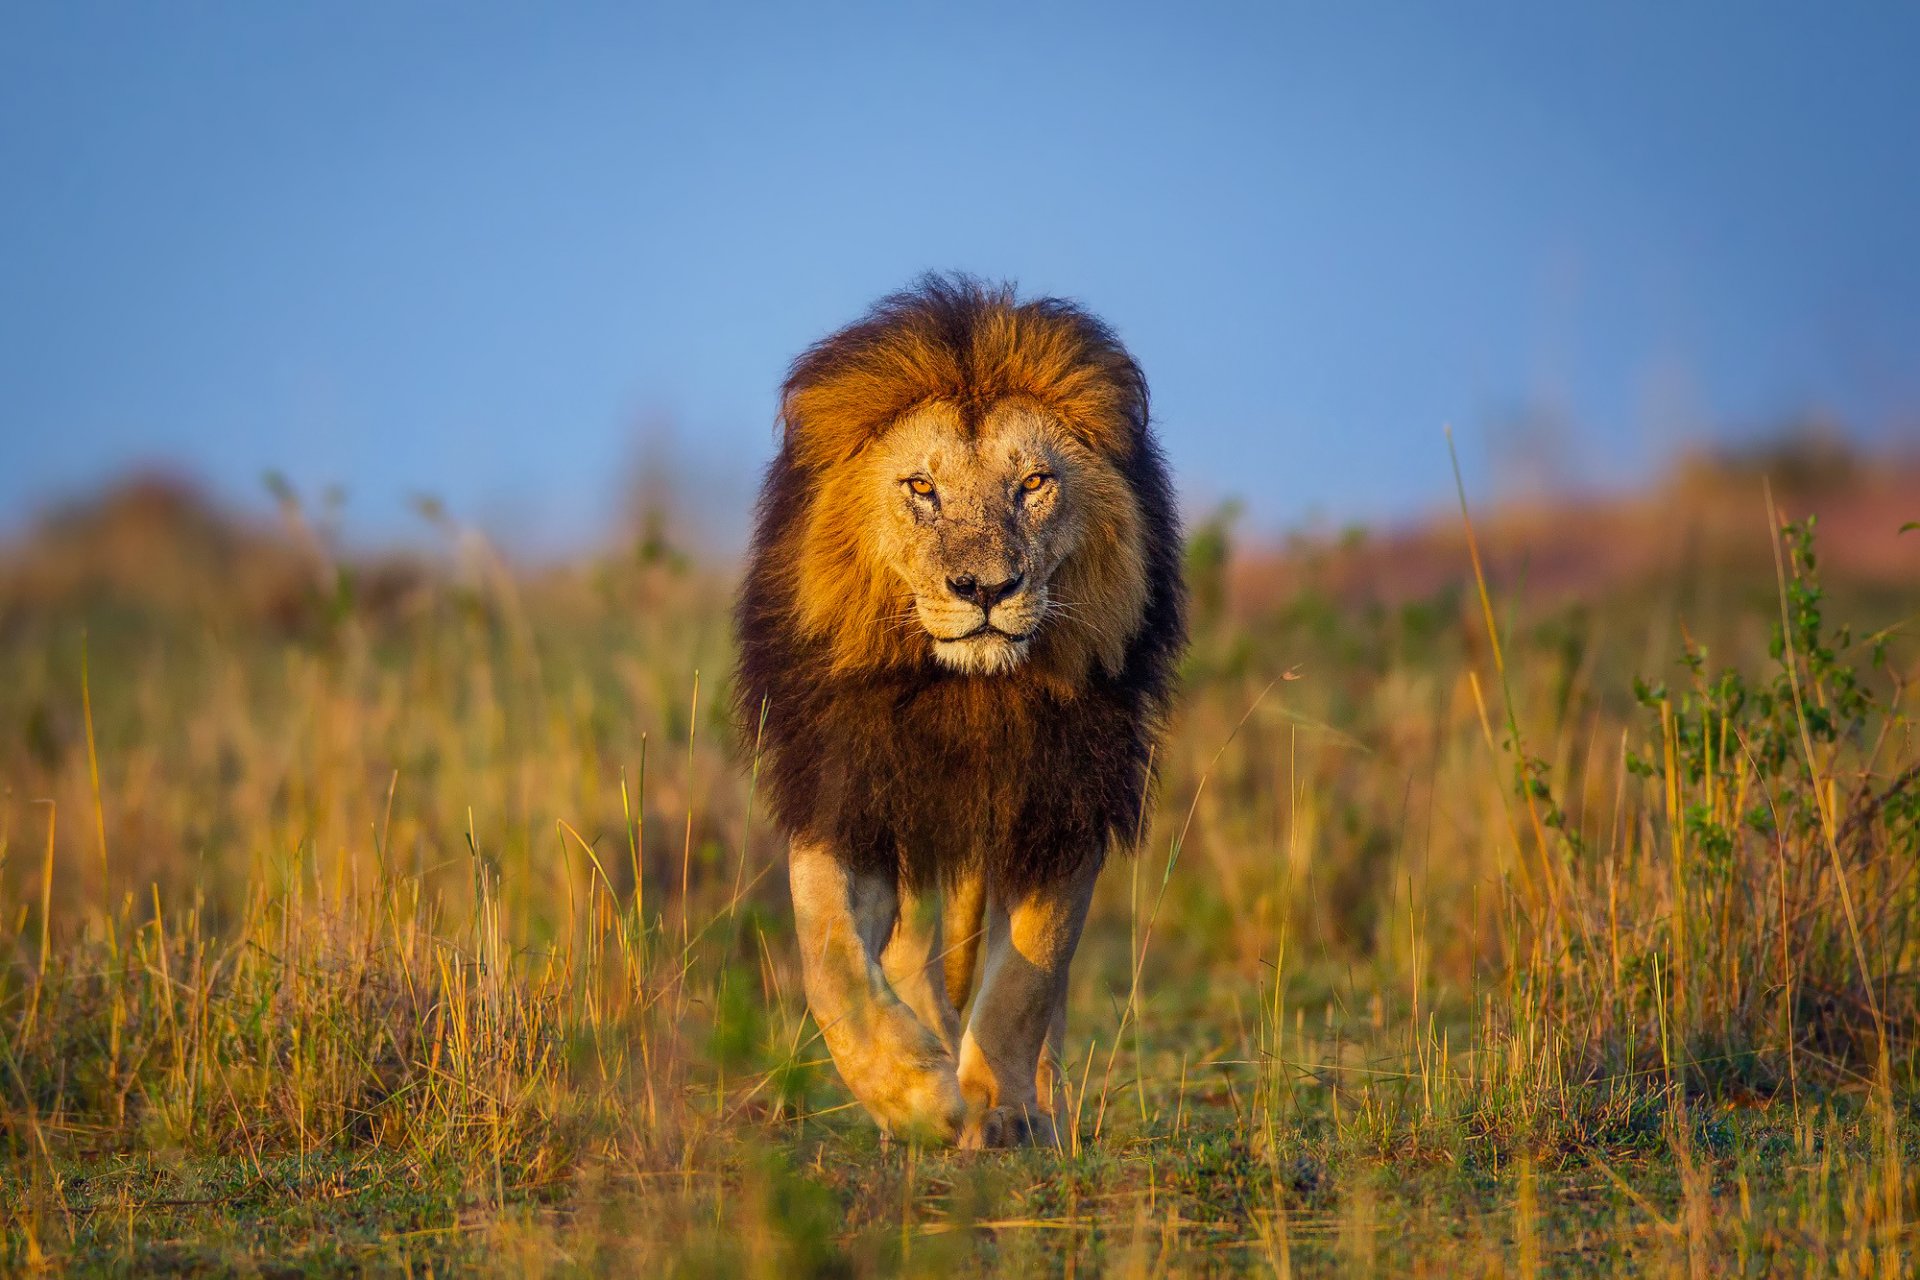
[735,275,1186,1147]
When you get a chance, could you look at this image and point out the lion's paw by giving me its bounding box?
[959,1104,1059,1151]
[871,1064,968,1146]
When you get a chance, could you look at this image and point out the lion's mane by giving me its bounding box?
[734,275,1187,893]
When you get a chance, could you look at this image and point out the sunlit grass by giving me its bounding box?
[2,468,1917,1274]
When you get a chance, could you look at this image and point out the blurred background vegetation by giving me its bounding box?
[2,432,1916,1273]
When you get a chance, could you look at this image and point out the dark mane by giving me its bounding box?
[734,274,1187,893]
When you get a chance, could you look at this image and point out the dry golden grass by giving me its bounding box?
[2,453,1917,1275]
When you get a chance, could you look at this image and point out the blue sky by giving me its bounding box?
[3,3,1917,551]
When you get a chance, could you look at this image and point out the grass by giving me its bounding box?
[2,458,1918,1275]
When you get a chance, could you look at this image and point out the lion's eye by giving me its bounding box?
[906,477,935,498]
[1021,471,1052,493]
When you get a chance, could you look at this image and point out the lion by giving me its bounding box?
[734,274,1187,1148]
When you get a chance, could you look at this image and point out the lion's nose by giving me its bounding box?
[947,572,1024,609]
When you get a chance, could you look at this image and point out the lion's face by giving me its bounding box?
[866,401,1088,675]
[776,278,1160,684]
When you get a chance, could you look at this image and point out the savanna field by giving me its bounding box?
[4,442,1918,1276]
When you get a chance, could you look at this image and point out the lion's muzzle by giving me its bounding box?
[916,572,1050,673]
[945,571,1025,611]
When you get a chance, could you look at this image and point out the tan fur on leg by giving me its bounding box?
[880,879,963,1054]
[789,837,965,1141]
[1033,988,1070,1118]
[956,857,1099,1148]
[941,871,986,1015]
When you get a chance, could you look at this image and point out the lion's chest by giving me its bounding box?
[773,665,1140,885]
[872,680,1045,842]
[853,676,1119,870]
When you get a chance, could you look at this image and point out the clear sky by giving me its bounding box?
[4,2,1917,551]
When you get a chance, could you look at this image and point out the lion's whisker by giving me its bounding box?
[1044,597,1121,648]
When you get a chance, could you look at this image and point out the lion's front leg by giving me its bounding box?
[880,875,964,1054]
[940,869,987,1016]
[955,856,1099,1149]
[1033,987,1071,1118]
[788,836,966,1142]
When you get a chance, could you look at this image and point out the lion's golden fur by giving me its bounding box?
[787,402,1149,684]
[735,274,1187,894]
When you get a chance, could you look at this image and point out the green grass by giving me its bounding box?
[3,475,1917,1275]
[17,1101,1920,1275]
